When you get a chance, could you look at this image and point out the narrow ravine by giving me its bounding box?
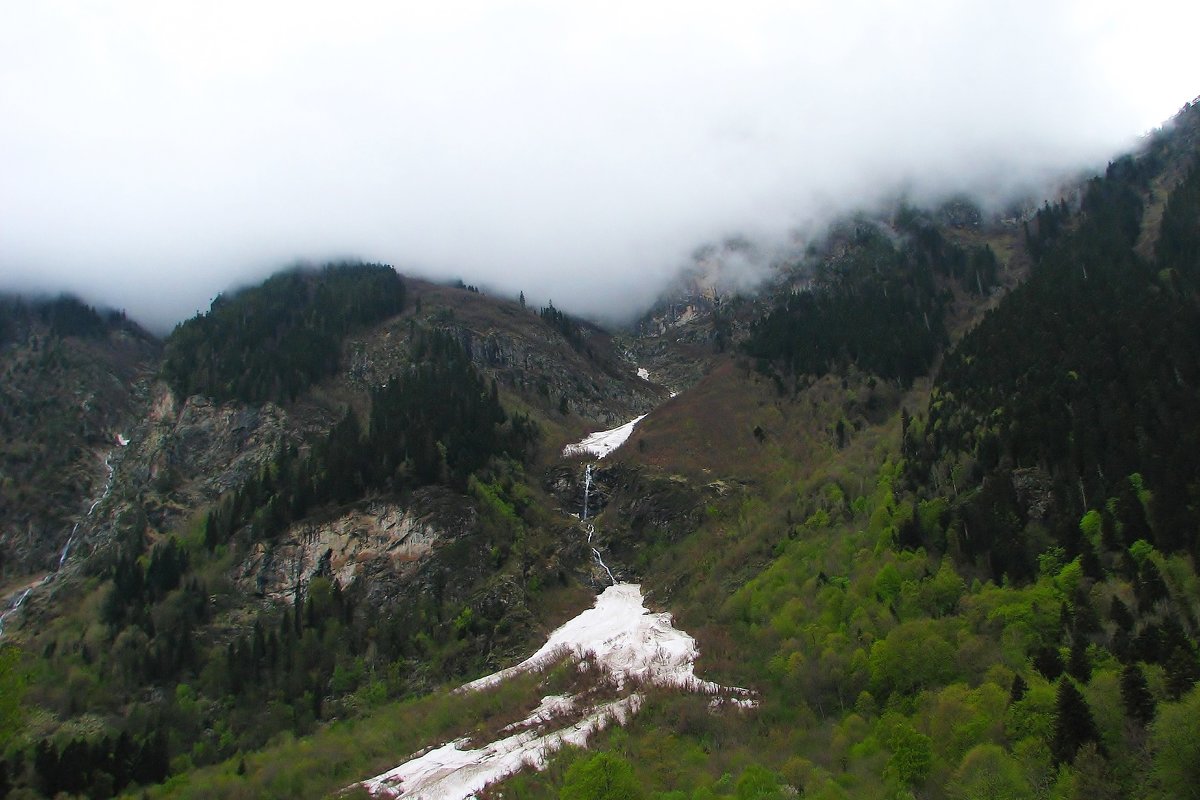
[580,463,615,586]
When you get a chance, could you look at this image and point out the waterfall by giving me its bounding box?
[0,588,33,637]
[1,449,117,639]
[60,454,114,570]
[592,546,616,586]
[58,524,80,570]
[580,465,615,586]
[582,463,593,521]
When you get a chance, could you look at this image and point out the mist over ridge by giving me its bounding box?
[1,1,1197,332]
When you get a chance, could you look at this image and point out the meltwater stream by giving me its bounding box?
[0,447,118,639]
[580,463,616,586]
[582,463,592,521]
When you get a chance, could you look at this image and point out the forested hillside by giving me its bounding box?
[161,264,406,404]
[0,306,574,798]
[906,152,1200,577]
[744,215,999,385]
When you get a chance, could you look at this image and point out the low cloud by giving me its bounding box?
[1,1,1197,331]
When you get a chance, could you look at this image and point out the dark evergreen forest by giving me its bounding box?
[744,216,998,385]
[161,263,406,404]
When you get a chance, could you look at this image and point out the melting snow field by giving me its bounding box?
[458,583,733,695]
[561,415,647,459]
[360,695,640,800]
[357,583,752,799]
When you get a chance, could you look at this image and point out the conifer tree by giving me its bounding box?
[1010,673,1029,703]
[1052,677,1102,764]
[1120,663,1156,725]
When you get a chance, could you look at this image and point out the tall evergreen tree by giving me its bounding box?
[1052,677,1102,764]
[1120,663,1156,725]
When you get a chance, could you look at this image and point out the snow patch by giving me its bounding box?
[636,367,650,381]
[562,415,646,459]
[116,433,129,447]
[361,696,640,800]
[458,583,743,695]
[357,584,753,799]
[500,695,575,733]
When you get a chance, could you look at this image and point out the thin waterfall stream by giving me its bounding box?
[0,447,117,638]
[580,462,615,586]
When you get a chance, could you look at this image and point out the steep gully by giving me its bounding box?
[0,441,122,639]
[356,370,753,799]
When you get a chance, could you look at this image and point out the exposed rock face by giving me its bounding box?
[1011,467,1055,522]
[341,281,666,429]
[146,388,291,496]
[116,384,296,533]
[235,489,475,605]
[454,326,661,427]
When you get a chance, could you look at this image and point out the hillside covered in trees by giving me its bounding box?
[744,215,999,386]
[161,263,406,404]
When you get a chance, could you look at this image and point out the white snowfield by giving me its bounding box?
[561,414,647,459]
[458,583,738,695]
[357,583,753,799]
[360,695,640,800]
[636,367,650,381]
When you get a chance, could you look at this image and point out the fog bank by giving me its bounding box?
[1,1,1197,330]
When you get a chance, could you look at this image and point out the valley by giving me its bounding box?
[1,99,1200,800]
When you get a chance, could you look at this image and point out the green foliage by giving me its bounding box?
[869,620,957,696]
[1051,678,1101,765]
[33,294,110,339]
[1079,510,1102,546]
[734,765,783,800]
[947,743,1032,800]
[884,722,932,788]
[12,110,1200,800]
[0,644,27,750]
[1120,663,1155,726]
[364,328,518,490]
[540,302,588,354]
[1149,686,1200,799]
[908,153,1200,576]
[203,329,536,550]
[560,751,644,800]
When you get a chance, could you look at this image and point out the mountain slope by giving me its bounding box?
[0,297,160,581]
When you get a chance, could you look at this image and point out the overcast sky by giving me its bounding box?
[1,1,1197,331]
